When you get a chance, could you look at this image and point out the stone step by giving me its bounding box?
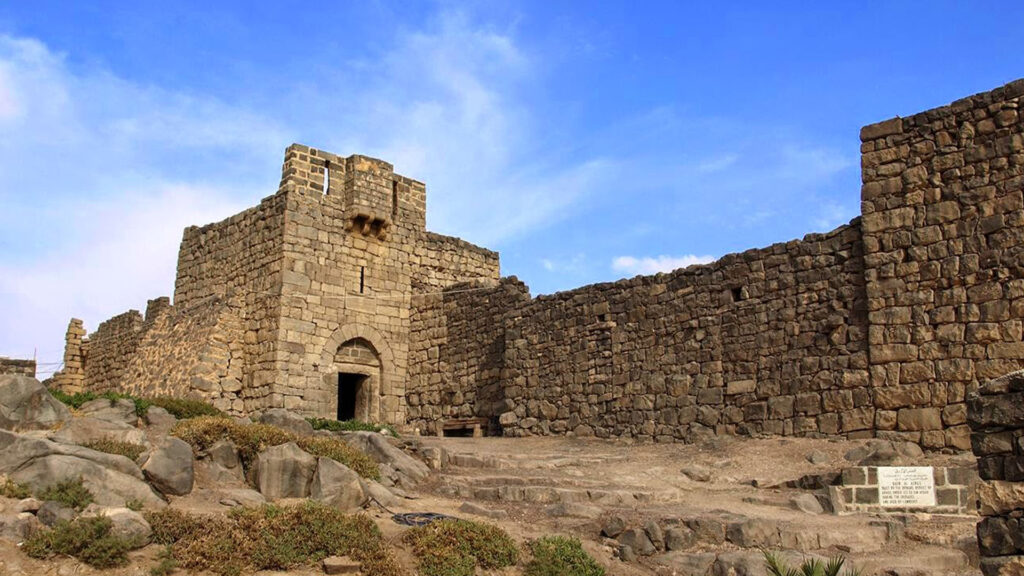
[438,481,659,506]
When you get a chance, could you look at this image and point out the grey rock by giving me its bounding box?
[48,415,147,446]
[311,457,367,512]
[78,399,137,427]
[805,450,829,465]
[664,526,696,551]
[726,518,781,548]
[141,436,194,496]
[13,498,42,513]
[254,442,317,499]
[655,551,716,576]
[460,501,510,520]
[681,464,713,482]
[618,528,656,556]
[81,504,151,543]
[602,515,627,538]
[217,488,264,507]
[713,551,766,576]
[644,519,665,551]
[0,429,163,507]
[144,407,177,433]
[618,544,636,563]
[37,501,76,526]
[0,512,42,543]
[208,439,241,470]
[0,375,71,432]
[544,502,602,519]
[343,431,429,487]
[359,478,400,508]
[792,493,825,515]
[686,517,727,544]
[258,409,314,436]
[323,555,361,575]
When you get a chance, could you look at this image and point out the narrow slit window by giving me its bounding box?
[392,180,399,217]
[323,161,330,195]
[359,266,365,294]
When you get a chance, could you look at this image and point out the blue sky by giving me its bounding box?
[1,1,1022,375]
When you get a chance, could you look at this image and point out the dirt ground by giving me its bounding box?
[0,434,982,576]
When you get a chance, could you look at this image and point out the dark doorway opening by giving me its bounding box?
[337,373,366,420]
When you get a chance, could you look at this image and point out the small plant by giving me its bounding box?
[526,535,605,576]
[763,550,862,576]
[150,545,178,576]
[126,498,145,512]
[83,439,147,461]
[147,502,402,576]
[49,389,98,410]
[23,516,141,568]
[404,518,519,576]
[148,397,223,419]
[307,417,398,437]
[37,477,94,511]
[0,476,31,499]
[172,417,379,480]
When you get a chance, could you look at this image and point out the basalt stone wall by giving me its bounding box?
[967,370,1024,576]
[499,223,869,441]
[82,310,145,393]
[860,78,1024,450]
[0,357,35,377]
[407,279,529,434]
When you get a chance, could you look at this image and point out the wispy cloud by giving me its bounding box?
[611,254,716,276]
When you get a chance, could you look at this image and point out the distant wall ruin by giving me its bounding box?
[0,357,35,377]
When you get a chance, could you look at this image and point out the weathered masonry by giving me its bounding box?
[53,149,499,425]
[0,357,36,377]
[55,78,1024,450]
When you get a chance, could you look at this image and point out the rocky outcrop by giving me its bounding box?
[259,409,313,436]
[0,376,71,432]
[343,431,429,488]
[48,415,148,446]
[140,437,194,496]
[310,457,366,512]
[77,399,138,427]
[254,442,317,499]
[0,430,163,507]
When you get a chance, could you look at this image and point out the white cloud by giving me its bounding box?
[611,254,716,276]
[0,34,283,377]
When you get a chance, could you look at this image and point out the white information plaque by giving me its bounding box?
[878,466,936,507]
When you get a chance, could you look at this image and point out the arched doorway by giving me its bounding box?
[330,338,382,421]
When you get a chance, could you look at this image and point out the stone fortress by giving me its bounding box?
[47,77,1024,451]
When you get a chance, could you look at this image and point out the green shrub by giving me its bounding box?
[404,518,519,576]
[172,417,379,481]
[1,477,31,499]
[148,397,223,419]
[150,546,178,576]
[307,417,398,437]
[763,550,862,576]
[48,388,220,419]
[526,536,604,576]
[23,516,140,568]
[83,439,147,461]
[37,477,93,511]
[149,502,402,576]
[126,498,145,512]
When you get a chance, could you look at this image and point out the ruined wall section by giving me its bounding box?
[407,279,530,434]
[860,78,1024,450]
[0,357,36,377]
[497,223,869,441]
[174,190,289,413]
[82,310,145,393]
[411,232,500,293]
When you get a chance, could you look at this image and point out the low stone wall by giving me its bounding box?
[829,465,975,515]
[0,357,35,377]
[967,370,1024,575]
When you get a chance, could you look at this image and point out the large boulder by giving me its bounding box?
[0,376,71,432]
[0,429,163,507]
[143,406,177,434]
[0,512,41,543]
[311,457,367,512]
[141,437,194,496]
[259,409,314,436]
[78,398,138,427]
[342,432,429,487]
[254,442,317,499]
[48,415,148,446]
